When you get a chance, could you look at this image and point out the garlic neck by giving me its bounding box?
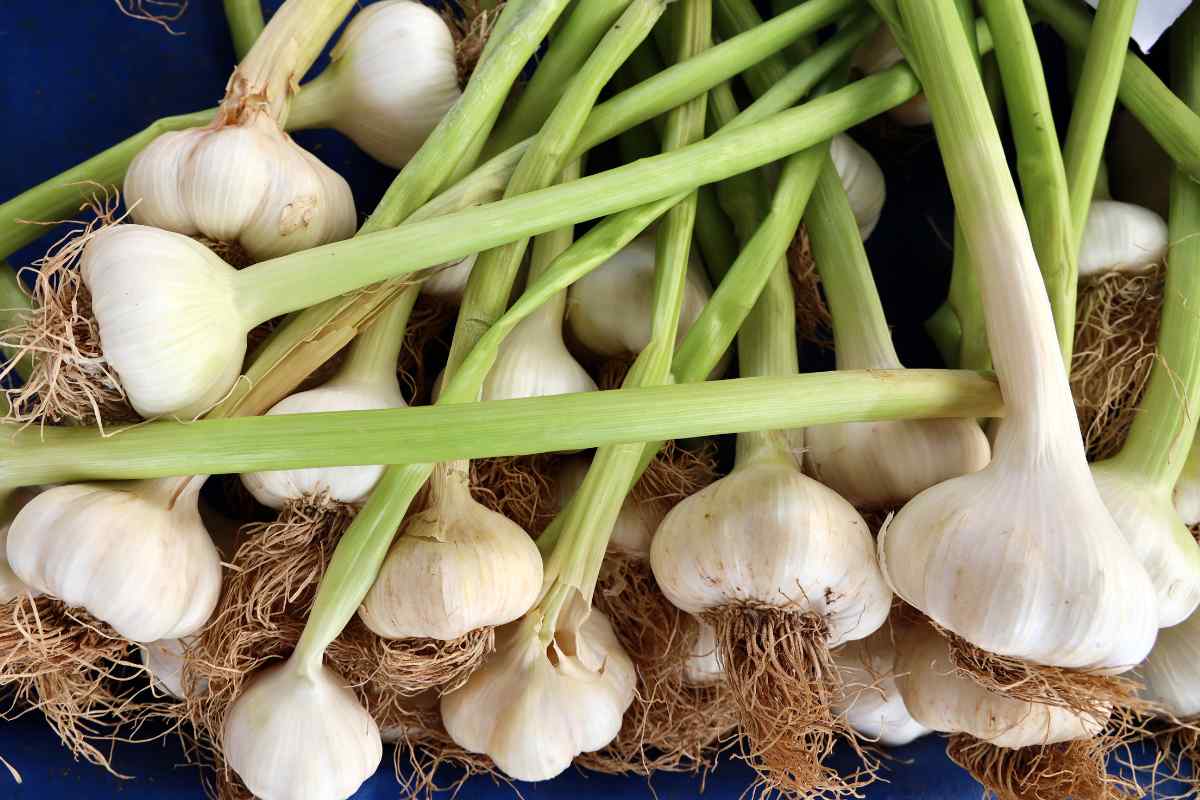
[286,69,339,131]
[328,287,416,389]
[138,475,206,510]
[734,430,795,471]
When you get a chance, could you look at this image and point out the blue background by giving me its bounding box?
[0,2,1187,798]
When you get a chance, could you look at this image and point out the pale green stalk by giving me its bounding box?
[224,0,265,59]
[0,264,32,382]
[713,0,790,97]
[771,0,817,62]
[332,289,417,387]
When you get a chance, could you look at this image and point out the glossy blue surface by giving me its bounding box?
[0,2,1189,799]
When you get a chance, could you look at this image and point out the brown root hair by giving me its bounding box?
[441,1,506,86]
[947,732,1140,800]
[471,453,564,538]
[788,226,833,352]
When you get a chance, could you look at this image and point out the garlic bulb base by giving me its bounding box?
[833,629,930,747]
[140,637,199,700]
[1077,200,1169,277]
[1137,606,1200,718]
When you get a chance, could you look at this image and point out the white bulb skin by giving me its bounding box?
[566,235,712,359]
[1077,200,1168,278]
[125,115,356,260]
[650,457,892,648]
[1173,444,1200,527]
[832,629,930,747]
[441,608,636,782]
[82,225,248,420]
[140,636,201,700]
[830,134,886,240]
[804,417,991,510]
[358,482,543,640]
[482,310,597,402]
[7,478,221,643]
[0,490,40,603]
[420,254,477,301]
[241,380,407,509]
[682,619,725,687]
[316,0,461,168]
[894,623,1109,749]
[879,455,1159,671]
[223,659,382,800]
[1137,607,1200,719]
[851,27,930,127]
[1090,462,1200,628]
[555,456,659,558]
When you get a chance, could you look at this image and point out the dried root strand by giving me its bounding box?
[1,189,138,429]
[1145,723,1200,799]
[788,226,833,352]
[1071,266,1164,460]
[707,604,878,798]
[596,354,635,391]
[441,1,506,85]
[471,453,563,537]
[631,438,720,510]
[114,0,187,34]
[398,295,456,405]
[390,705,507,799]
[947,733,1140,800]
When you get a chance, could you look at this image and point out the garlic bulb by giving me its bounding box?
[224,658,382,800]
[1136,607,1200,719]
[288,0,460,168]
[482,303,597,401]
[1090,462,1200,627]
[851,26,931,126]
[566,235,712,359]
[829,134,886,240]
[1077,200,1168,277]
[140,637,199,700]
[441,606,636,781]
[359,469,543,640]
[555,456,659,558]
[1174,443,1200,526]
[124,114,356,261]
[650,452,891,648]
[682,619,724,687]
[832,628,930,747]
[7,477,221,642]
[420,254,478,301]
[83,225,248,419]
[894,622,1109,748]
[0,522,36,604]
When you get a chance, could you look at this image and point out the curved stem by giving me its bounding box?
[223,0,265,60]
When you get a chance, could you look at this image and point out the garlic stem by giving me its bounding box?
[329,287,415,388]
[0,264,32,382]
[223,0,265,60]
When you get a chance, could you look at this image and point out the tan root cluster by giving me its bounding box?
[1070,266,1164,460]
[440,1,506,86]
[397,295,457,404]
[1,191,138,429]
[947,732,1139,800]
[471,453,563,537]
[788,226,833,351]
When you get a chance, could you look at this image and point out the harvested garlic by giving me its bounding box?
[832,628,930,747]
[0,490,39,603]
[1136,607,1200,719]
[140,637,197,700]
[420,254,479,301]
[1077,200,1168,277]
[359,466,543,640]
[6,477,221,642]
[1174,443,1200,527]
[829,134,886,240]
[441,605,636,782]
[223,658,382,800]
[682,619,725,687]
[288,0,460,168]
[482,300,597,401]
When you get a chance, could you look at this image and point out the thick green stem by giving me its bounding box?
[1111,7,1200,490]
[979,0,1075,365]
[713,0,789,98]
[333,287,417,387]
[0,263,33,382]
[223,0,265,59]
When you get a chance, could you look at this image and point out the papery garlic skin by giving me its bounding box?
[1091,463,1200,627]
[1077,200,1168,277]
[682,619,724,687]
[650,459,892,647]
[830,134,886,240]
[82,225,248,419]
[125,115,356,261]
[298,0,461,168]
[894,623,1109,749]
[140,636,201,700]
[832,629,930,747]
[241,380,407,509]
[359,481,543,640]
[1137,608,1200,719]
[567,235,711,358]
[441,608,636,782]
[851,27,930,127]
[482,310,597,401]
[804,418,991,510]
[420,254,477,301]
[7,478,221,642]
[224,660,382,800]
[555,457,659,558]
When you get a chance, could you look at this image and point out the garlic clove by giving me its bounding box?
[123,131,200,235]
[650,459,892,647]
[179,123,276,245]
[1136,606,1200,719]
[322,0,461,168]
[832,628,930,747]
[140,636,204,700]
[894,622,1109,749]
[359,483,543,640]
[7,478,222,642]
[82,225,247,419]
[804,417,991,510]
[1091,462,1200,627]
[879,460,1159,671]
[1173,443,1200,527]
[241,380,407,509]
[223,659,382,800]
[830,134,886,240]
[554,456,659,559]
[682,618,725,687]
[420,254,477,302]
[1077,200,1168,278]
[482,311,598,401]
[441,606,636,782]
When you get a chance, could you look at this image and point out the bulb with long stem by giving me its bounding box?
[802,158,990,510]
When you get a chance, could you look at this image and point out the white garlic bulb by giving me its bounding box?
[829,134,886,240]
[1136,607,1200,719]
[832,628,930,747]
[1077,200,1168,278]
[224,658,382,800]
[359,472,543,640]
[482,304,597,401]
[140,636,201,700]
[650,455,892,648]
[420,254,477,301]
[894,622,1109,748]
[82,225,248,419]
[441,606,636,782]
[682,619,724,687]
[1090,462,1200,627]
[125,114,356,261]
[289,0,461,168]
[0,490,39,603]
[1174,443,1200,527]
[7,477,222,642]
[566,235,712,359]
[851,26,931,126]
[241,380,406,509]
[555,456,660,558]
